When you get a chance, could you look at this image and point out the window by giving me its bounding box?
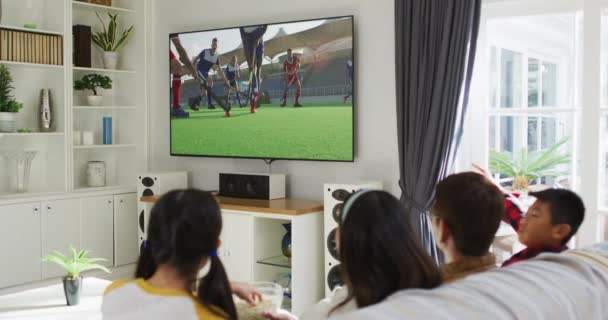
[486,14,577,190]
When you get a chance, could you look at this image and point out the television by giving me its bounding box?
[169,16,354,162]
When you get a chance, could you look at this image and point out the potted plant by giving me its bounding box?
[0,65,24,133]
[42,247,110,306]
[74,73,112,106]
[92,12,134,70]
[489,138,571,192]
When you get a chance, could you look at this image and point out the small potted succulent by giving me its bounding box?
[92,12,134,70]
[42,247,110,306]
[74,73,112,106]
[0,64,24,132]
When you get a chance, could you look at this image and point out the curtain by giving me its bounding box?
[395,0,481,262]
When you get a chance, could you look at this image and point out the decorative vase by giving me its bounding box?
[86,95,103,106]
[86,161,106,187]
[39,89,54,132]
[102,116,112,144]
[3,150,37,193]
[0,112,15,133]
[102,51,118,69]
[62,277,82,306]
[281,223,292,258]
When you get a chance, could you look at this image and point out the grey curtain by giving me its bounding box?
[395,0,481,262]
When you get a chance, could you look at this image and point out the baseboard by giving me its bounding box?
[0,264,136,296]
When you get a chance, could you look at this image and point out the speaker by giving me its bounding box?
[137,171,188,253]
[323,181,382,296]
[219,173,285,200]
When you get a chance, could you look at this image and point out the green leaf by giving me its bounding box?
[42,247,111,278]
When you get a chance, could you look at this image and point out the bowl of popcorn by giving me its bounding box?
[235,282,284,320]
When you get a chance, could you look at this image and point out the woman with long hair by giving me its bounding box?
[265,190,442,319]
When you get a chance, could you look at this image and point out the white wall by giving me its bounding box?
[147,0,399,200]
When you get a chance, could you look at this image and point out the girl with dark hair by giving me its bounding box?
[102,189,260,320]
[264,190,442,320]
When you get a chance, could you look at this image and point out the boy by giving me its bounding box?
[431,172,505,282]
[501,188,585,266]
[473,165,586,266]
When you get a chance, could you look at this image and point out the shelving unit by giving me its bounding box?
[0,25,64,36]
[72,1,135,14]
[257,255,292,269]
[1,0,147,198]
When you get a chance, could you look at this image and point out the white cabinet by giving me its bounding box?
[41,199,81,278]
[114,193,138,266]
[81,195,115,267]
[0,203,41,287]
[220,212,253,283]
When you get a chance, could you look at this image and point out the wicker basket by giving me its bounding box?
[77,0,112,6]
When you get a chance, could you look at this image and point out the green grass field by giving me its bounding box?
[171,102,353,161]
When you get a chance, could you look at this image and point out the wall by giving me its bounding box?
[147,0,399,200]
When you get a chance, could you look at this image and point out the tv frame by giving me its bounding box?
[169,15,355,162]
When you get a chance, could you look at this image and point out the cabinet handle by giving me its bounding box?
[120,200,124,204]
[108,200,112,204]
[33,207,39,212]
[47,206,51,210]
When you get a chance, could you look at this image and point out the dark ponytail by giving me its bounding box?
[134,242,157,279]
[198,255,237,319]
[134,189,236,319]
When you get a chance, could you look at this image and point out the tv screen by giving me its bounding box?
[169,16,354,161]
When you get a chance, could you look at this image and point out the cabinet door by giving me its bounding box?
[0,202,41,287]
[221,212,253,282]
[41,198,81,278]
[114,193,138,266]
[81,195,114,268]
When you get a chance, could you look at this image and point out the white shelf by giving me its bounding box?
[73,185,136,193]
[0,25,64,36]
[74,144,136,150]
[73,67,135,74]
[0,132,64,137]
[72,1,135,14]
[0,61,64,69]
[73,106,136,110]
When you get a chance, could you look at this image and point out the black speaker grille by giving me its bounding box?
[142,189,154,197]
[219,173,270,199]
[332,189,351,201]
[139,210,145,233]
[327,228,339,259]
[141,177,155,187]
[332,203,343,223]
[327,264,342,291]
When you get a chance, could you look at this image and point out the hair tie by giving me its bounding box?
[341,189,375,223]
[143,240,150,249]
[209,249,218,257]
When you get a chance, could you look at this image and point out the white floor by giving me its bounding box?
[0,265,134,319]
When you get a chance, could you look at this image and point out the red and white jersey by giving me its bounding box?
[283,56,300,75]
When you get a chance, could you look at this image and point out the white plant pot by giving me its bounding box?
[102,51,118,70]
[87,95,103,106]
[0,112,16,133]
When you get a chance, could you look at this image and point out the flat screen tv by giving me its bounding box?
[169,16,354,161]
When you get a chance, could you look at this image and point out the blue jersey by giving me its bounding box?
[225,64,239,81]
[196,49,221,75]
[240,26,267,59]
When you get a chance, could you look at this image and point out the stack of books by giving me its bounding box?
[0,28,64,65]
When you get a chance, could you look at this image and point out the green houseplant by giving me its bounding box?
[0,64,24,132]
[42,247,110,306]
[92,12,134,70]
[489,138,571,191]
[74,73,112,106]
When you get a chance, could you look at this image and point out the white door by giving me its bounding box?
[81,195,114,267]
[41,198,81,279]
[221,212,253,282]
[114,193,138,266]
[0,202,41,287]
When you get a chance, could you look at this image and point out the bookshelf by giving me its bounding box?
[0,0,147,198]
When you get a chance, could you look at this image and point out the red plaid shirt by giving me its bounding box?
[501,194,567,267]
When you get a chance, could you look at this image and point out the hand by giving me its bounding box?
[230,282,262,305]
[262,311,297,320]
[472,163,506,193]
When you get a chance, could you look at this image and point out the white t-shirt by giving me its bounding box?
[276,286,357,320]
[101,278,226,320]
